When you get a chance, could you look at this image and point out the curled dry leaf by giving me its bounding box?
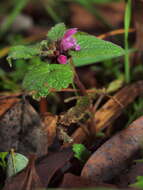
[71,81,143,144]
[0,98,48,157]
[81,116,143,183]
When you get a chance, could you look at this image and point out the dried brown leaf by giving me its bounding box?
[81,116,143,183]
[0,98,48,157]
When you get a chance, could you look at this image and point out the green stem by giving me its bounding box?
[72,82,79,97]
[69,58,87,96]
[11,149,16,175]
[124,0,132,83]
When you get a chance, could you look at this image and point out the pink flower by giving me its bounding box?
[57,55,67,64]
[56,28,81,64]
[60,28,80,51]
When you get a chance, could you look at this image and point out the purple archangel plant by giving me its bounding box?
[7,23,124,99]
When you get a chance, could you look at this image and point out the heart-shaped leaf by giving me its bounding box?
[23,61,73,99]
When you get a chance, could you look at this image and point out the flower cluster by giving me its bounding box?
[57,28,80,64]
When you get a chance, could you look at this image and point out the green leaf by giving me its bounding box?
[7,152,29,177]
[70,33,125,67]
[72,144,91,163]
[47,23,66,41]
[0,152,8,170]
[23,61,73,99]
[106,75,124,93]
[124,0,132,83]
[7,45,40,65]
[131,176,143,189]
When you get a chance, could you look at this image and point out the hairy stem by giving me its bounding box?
[69,58,87,96]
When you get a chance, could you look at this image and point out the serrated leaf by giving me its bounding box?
[70,34,125,67]
[7,152,29,177]
[23,61,73,98]
[47,23,66,41]
[7,45,40,65]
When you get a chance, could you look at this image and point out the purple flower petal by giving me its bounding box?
[57,55,67,64]
[75,44,80,51]
[61,37,77,51]
[59,28,80,52]
[64,28,77,38]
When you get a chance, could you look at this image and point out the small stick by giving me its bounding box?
[98,28,135,39]
[92,94,105,113]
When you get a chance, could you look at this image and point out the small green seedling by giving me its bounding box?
[72,143,91,163]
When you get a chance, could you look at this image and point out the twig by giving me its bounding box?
[98,28,135,39]
[92,94,105,113]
